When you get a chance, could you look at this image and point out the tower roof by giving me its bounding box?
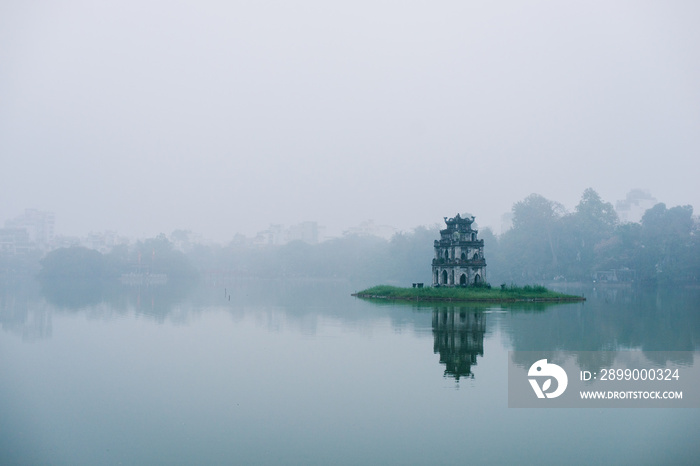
[443,213,475,228]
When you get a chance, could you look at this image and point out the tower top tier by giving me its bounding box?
[441,213,476,236]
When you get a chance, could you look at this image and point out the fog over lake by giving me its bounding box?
[2,280,699,465]
[1,1,699,241]
[2,2,700,464]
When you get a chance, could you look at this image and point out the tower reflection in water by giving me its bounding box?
[432,307,485,381]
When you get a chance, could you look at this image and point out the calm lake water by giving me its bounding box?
[1,279,698,465]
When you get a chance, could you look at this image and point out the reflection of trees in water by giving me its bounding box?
[432,307,485,381]
[33,275,198,324]
[113,280,198,322]
[40,280,118,309]
[0,280,52,341]
[0,277,203,340]
[39,278,195,314]
[504,286,700,371]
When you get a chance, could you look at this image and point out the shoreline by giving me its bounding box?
[351,292,586,303]
[351,284,586,303]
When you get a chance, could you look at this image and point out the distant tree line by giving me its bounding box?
[38,234,198,285]
[189,188,698,287]
[23,189,700,291]
[485,189,699,286]
[186,226,438,289]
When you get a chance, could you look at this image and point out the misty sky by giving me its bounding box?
[2,1,699,242]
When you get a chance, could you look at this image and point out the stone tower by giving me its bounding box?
[432,214,486,286]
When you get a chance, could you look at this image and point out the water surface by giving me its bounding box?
[1,280,698,465]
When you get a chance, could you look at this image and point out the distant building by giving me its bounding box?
[286,221,320,244]
[253,224,285,246]
[2,209,55,253]
[253,221,322,246]
[615,189,657,224]
[85,230,128,254]
[432,214,486,286]
[593,268,636,283]
[0,228,31,254]
[343,219,396,239]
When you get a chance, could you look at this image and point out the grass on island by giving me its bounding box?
[354,284,583,302]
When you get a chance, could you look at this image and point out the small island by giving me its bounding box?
[352,284,585,303]
[353,213,585,303]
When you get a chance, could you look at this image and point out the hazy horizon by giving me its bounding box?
[0,186,682,244]
[2,1,699,242]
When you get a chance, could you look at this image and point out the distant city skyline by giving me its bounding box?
[2,186,692,248]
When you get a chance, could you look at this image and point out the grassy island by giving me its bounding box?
[352,284,585,303]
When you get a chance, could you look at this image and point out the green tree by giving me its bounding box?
[39,247,116,281]
[385,225,438,284]
[133,234,199,282]
[638,204,694,283]
[500,193,565,281]
[595,222,642,272]
[563,188,619,279]
[37,247,120,308]
[479,227,505,285]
